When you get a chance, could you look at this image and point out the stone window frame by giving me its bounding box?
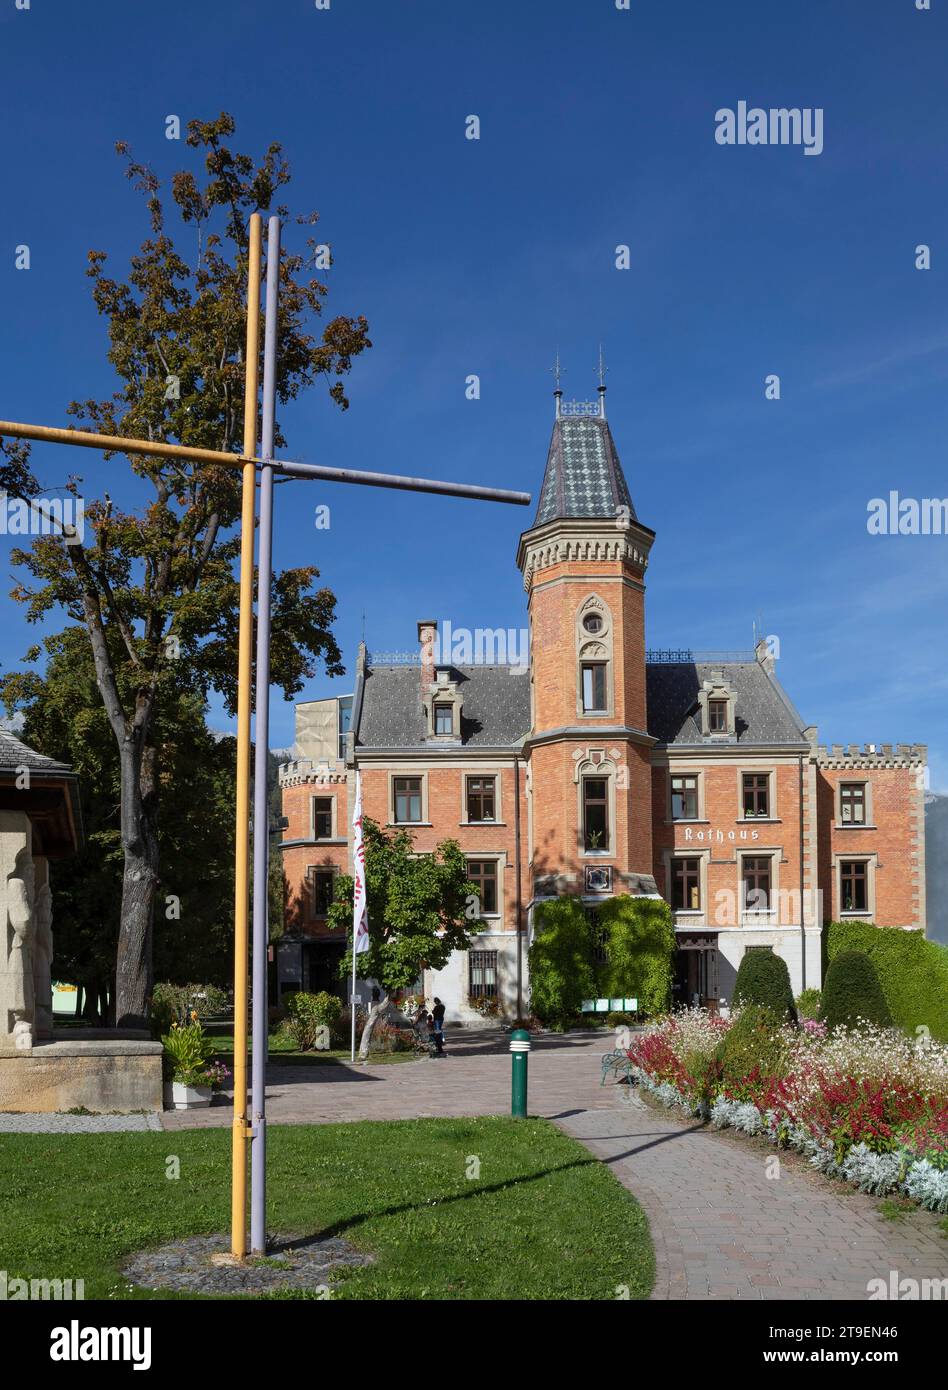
[461,770,503,826]
[310,793,336,841]
[306,863,338,920]
[422,670,464,741]
[833,850,877,919]
[737,847,781,926]
[388,771,430,825]
[697,673,738,738]
[573,749,618,858]
[736,766,778,822]
[662,846,711,925]
[667,767,706,823]
[575,593,615,720]
[465,850,507,927]
[836,778,874,829]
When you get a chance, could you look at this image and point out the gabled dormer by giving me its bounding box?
[422,667,463,742]
[697,669,738,738]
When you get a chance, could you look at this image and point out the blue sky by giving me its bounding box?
[2,0,947,785]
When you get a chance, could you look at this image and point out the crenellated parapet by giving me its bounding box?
[278,760,348,788]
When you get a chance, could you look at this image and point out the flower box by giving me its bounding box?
[164,1080,214,1110]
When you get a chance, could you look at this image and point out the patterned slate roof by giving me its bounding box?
[646,663,808,747]
[355,661,808,750]
[534,415,636,526]
[357,665,531,749]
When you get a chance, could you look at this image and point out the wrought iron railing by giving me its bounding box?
[646,649,758,664]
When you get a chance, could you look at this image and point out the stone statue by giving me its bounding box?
[32,857,53,1040]
[0,812,35,1052]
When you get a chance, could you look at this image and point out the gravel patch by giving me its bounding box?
[122,1233,372,1296]
[0,1112,163,1133]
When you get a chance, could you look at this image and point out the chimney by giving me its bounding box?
[418,619,437,692]
[755,637,776,676]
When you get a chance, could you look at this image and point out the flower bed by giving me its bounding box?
[626,1009,948,1212]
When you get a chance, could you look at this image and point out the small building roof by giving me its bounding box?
[0,728,83,856]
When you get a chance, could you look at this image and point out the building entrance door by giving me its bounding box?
[674,932,720,1013]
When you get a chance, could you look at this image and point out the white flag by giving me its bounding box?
[352,771,370,954]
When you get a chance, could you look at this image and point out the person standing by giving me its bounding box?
[432,996,446,1057]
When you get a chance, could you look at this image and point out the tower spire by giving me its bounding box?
[596,343,607,419]
[551,351,563,418]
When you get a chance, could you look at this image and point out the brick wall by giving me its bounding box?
[651,758,805,927]
[816,752,925,928]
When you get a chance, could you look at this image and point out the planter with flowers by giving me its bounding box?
[161,1016,231,1109]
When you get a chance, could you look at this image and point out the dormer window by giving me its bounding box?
[698,674,737,737]
[422,669,463,739]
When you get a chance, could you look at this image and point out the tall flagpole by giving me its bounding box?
[250,214,281,1256]
[351,770,368,1062]
[231,212,262,1260]
[350,925,358,1064]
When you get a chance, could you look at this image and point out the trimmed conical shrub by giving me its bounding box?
[732,950,797,1024]
[819,949,892,1031]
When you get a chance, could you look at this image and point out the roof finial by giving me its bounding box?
[551,351,563,418]
[596,343,607,418]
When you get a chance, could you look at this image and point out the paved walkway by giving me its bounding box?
[160,1029,948,1300]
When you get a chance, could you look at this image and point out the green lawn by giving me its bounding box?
[210,1034,419,1066]
[0,1118,654,1300]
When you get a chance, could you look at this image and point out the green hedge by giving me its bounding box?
[596,895,675,1016]
[824,921,948,1041]
[528,897,596,1027]
[732,950,797,1024]
[819,949,892,1031]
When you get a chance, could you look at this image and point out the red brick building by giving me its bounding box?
[278,391,927,1017]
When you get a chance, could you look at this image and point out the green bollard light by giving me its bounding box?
[510,1028,530,1118]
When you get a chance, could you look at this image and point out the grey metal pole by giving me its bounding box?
[250,214,281,1255]
[268,457,530,506]
[514,755,523,1021]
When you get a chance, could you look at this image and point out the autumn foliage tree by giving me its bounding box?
[0,114,370,1025]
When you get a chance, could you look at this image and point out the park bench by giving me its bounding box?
[600,1049,636,1086]
[584,997,639,1087]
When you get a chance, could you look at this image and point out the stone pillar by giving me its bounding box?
[32,855,53,1040]
[0,811,35,1053]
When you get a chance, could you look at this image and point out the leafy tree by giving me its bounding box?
[597,895,675,1015]
[819,949,892,1031]
[327,818,478,1056]
[528,897,596,1029]
[732,950,797,1025]
[0,114,369,1024]
[1,627,238,1014]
